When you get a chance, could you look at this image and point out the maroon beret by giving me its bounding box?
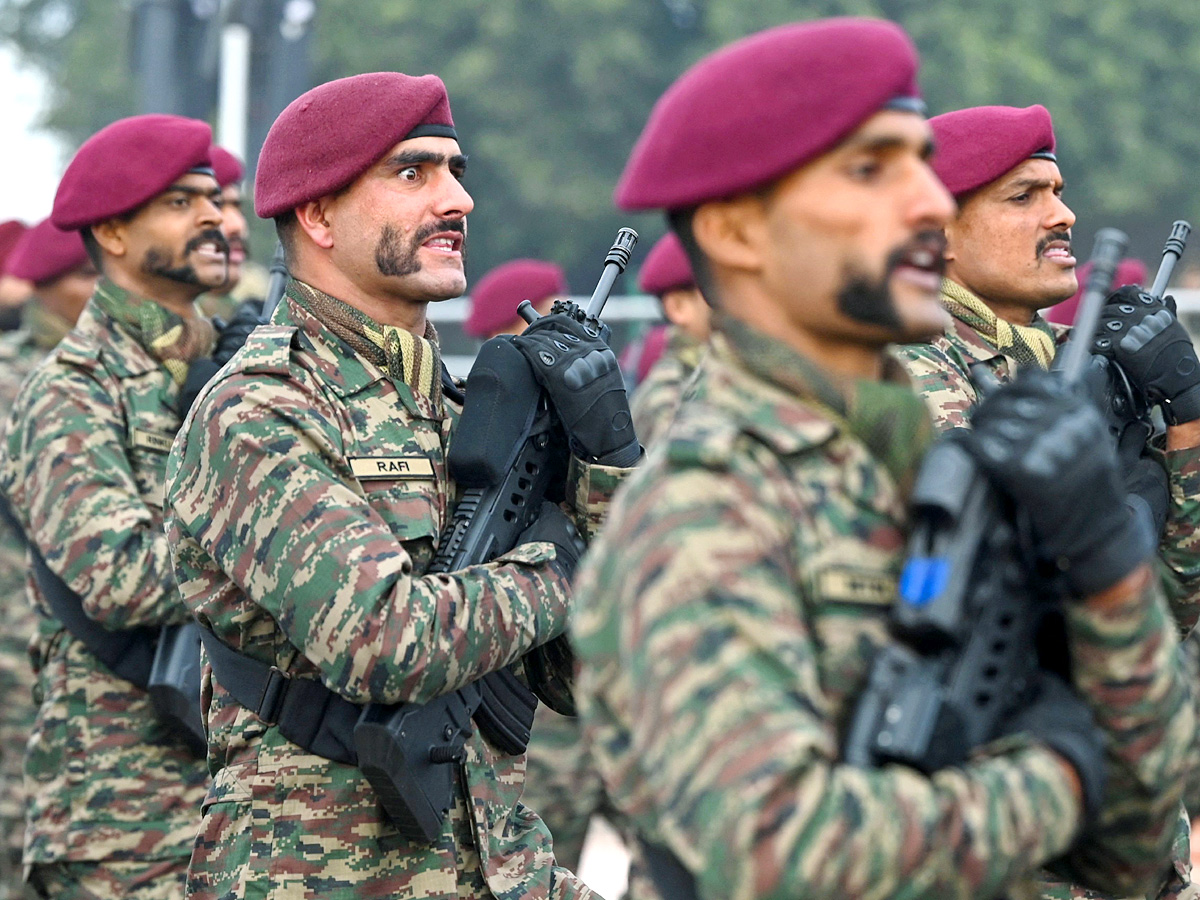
[4,218,89,284]
[211,146,245,187]
[52,114,213,230]
[255,72,456,218]
[930,105,1057,198]
[465,259,566,338]
[0,221,27,273]
[616,18,923,211]
[639,232,695,296]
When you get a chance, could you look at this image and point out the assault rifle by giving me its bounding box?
[353,228,639,841]
[843,228,1128,771]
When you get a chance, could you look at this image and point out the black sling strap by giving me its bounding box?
[29,544,158,688]
[197,628,362,765]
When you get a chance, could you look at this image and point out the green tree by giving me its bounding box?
[6,0,1200,278]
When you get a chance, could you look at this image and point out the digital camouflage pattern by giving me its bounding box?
[628,326,705,451]
[165,280,629,900]
[572,313,1194,900]
[0,302,73,895]
[891,282,1200,900]
[0,281,210,878]
[521,705,602,871]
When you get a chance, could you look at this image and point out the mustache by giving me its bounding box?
[887,230,947,274]
[184,229,230,256]
[1035,231,1072,257]
[411,218,466,246]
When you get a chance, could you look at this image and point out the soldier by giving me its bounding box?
[628,232,708,447]
[0,222,30,332]
[197,147,250,322]
[0,219,97,898]
[464,258,564,340]
[164,72,637,899]
[890,103,1200,900]
[0,114,238,898]
[572,17,1194,900]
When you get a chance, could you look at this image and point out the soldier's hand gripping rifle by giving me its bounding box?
[1093,221,1191,472]
[843,228,1128,772]
[353,228,639,842]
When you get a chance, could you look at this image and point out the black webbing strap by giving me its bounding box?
[29,544,158,688]
[640,839,702,900]
[197,628,361,765]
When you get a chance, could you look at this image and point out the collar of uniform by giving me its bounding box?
[275,281,442,421]
[706,315,839,455]
[71,290,162,379]
[713,312,934,491]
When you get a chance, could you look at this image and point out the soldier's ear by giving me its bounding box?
[691,197,764,276]
[294,199,336,250]
[90,219,128,259]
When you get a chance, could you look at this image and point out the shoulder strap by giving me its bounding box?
[196,627,361,765]
[28,543,157,688]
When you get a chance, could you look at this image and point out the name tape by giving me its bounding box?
[350,457,435,480]
[130,429,174,454]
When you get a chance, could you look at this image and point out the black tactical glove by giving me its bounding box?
[177,299,267,417]
[213,298,266,366]
[998,672,1106,826]
[511,313,641,467]
[968,370,1153,596]
[1092,286,1200,424]
[517,501,587,582]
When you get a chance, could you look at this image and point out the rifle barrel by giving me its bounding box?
[1149,220,1192,300]
[1056,228,1128,384]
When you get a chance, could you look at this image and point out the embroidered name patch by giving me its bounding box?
[130,429,174,453]
[350,457,435,480]
[816,567,895,606]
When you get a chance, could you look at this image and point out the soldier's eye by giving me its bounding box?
[398,167,420,182]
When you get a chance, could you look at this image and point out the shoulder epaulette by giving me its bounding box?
[664,411,739,471]
[51,333,103,371]
[237,325,300,376]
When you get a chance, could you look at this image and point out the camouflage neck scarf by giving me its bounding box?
[22,301,73,351]
[941,278,1056,369]
[669,327,705,373]
[718,313,934,494]
[289,280,443,406]
[91,279,216,385]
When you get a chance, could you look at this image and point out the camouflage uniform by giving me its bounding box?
[521,705,603,871]
[165,280,628,900]
[523,330,706,897]
[0,280,212,897]
[0,303,72,898]
[573,313,1194,900]
[891,280,1200,900]
[628,327,705,451]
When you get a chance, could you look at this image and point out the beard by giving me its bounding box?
[374,219,466,277]
[141,229,229,287]
[836,230,947,331]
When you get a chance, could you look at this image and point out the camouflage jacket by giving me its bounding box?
[572,316,1193,900]
[0,302,73,856]
[892,305,1200,899]
[0,285,209,865]
[891,308,1200,637]
[629,326,704,450]
[165,282,627,899]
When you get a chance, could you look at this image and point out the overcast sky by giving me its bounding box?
[0,42,68,225]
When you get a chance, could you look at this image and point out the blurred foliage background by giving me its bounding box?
[3,0,1200,288]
